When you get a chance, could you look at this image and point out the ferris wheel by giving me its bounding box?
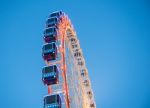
[42,11,96,108]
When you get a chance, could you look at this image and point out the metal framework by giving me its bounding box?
[42,11,96,108]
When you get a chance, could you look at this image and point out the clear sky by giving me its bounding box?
[0,0,150,108]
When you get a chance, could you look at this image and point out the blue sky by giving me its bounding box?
[0,0,150,108]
